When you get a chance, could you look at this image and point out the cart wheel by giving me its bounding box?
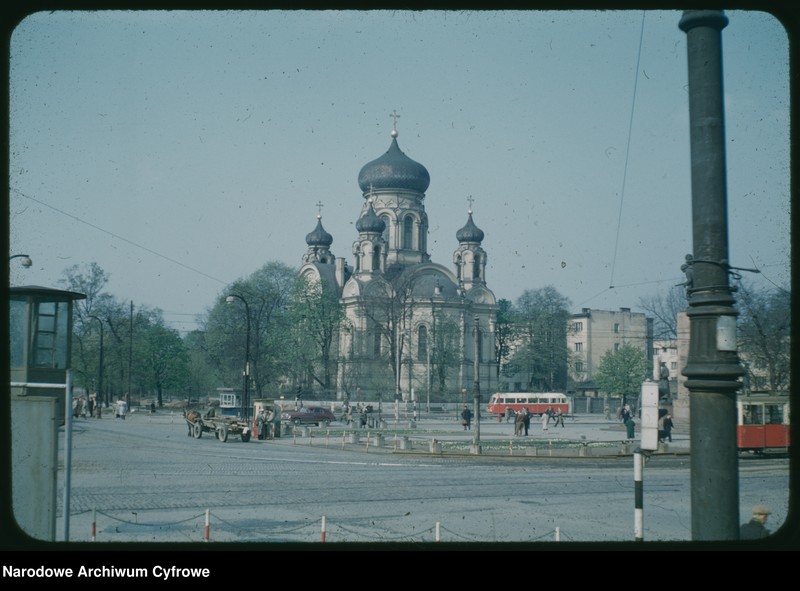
[293,418,301,426]
[322,419,331,427]
[217,424,228,443]
[192,422,202,439]
[241,431,251,443]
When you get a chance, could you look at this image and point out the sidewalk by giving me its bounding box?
[274,413,690,458]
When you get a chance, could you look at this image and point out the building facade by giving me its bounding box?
[567,307,653,396]
[298,124,498,402]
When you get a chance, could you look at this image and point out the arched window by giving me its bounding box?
[417,325,428,360]
[372,245,381,271]
[381,215,390,245]
[403,216,413,249]
[473,255,481,280]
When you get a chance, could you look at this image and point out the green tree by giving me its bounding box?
[594,342,649,405]
[288,275,345,398]
[493,298,514,382]
[138,310,190,406]
[505,286,571,391]
[202,262,297,400]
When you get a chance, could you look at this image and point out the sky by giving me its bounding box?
[7,9,792,335]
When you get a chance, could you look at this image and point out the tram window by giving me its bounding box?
[744,405,764,425]
[765,404,784,425]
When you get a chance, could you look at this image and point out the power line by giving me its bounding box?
[609,11,646,290]
[11,186,232,287]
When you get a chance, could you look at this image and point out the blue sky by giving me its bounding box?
[8,9,791,334]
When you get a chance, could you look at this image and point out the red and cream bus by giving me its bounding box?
[486,392,571,422]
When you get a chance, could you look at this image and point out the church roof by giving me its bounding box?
[305,216,333,247]
[355,201,386,233]
[357,133,430,194]
[456,211,485,243]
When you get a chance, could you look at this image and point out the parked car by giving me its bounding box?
[281,406,336,426]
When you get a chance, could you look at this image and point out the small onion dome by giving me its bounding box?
[456,211,484,243]
[355,202,386,234]
[358,137,430,194]
[305,216,333,247]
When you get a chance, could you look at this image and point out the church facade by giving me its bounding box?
[298,124,498,403]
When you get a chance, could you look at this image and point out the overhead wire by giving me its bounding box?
[608,11,646,290]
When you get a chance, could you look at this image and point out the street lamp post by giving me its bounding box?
[88,315,105,408]
[226,294,252,424]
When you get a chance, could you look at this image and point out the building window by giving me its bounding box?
[574,342,583,352]
[574,321,583,332]
[381,215,390,244]
[373,331,381,357]
[671,362,677,370]
[614,342,620,352]
[613,323,620,334]
[403,216,413,249]
[417,325,428,360]
[575,361,584,373]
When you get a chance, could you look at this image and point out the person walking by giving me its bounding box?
[740,505,772,539]
[522,407,531,436]
[624,416,636,441]
[461,405,473,430]
[541,411,549,432]
[554,408,565,428]
[514,411,525,436]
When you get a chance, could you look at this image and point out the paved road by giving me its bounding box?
[14,410,792,547]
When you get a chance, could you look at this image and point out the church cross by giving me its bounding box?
[390,110,400,133]
[466,195,475,213]
[316,201,324,218]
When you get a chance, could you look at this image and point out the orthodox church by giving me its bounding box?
[298,121,498,402]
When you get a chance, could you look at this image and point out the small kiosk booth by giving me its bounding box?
[9,285,85,541]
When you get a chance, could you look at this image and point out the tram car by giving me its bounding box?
[737,392,790,454]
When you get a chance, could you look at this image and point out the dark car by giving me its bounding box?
[281,406,336,426]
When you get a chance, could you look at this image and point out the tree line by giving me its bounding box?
[61,261,790,407]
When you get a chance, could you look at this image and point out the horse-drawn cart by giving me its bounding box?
[184,410,252,443]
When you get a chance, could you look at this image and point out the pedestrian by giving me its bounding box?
[505,407,513,423]
[554,408,565,428]
[461,404,473,430]
[256,410,266,440]
[87,397,95,419]
[662,414,673,442]
[96,403,102,419]
[624,416,635,440]
[522,407,530,436]
[541,411,549,432]
[514,411,524,436]
[740,505,772,540]
[265,409,275,439]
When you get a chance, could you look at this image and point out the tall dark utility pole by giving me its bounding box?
[679,10,744,541]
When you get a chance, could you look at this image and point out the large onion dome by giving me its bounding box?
[305,216,333,247]
[456,211,485,243]
[355,201,386,233]
[358,134,430,194]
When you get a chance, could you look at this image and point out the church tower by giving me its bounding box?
[301,114,498,402]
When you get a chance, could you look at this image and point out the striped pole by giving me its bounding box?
[326,430,330,448]
[321,515,326,543]
[509,440,513,455]
[205,509,210,542]
[365,432,370,452]
[92,508,97,542]
[435,522,441,542]
[634,450,644,541]
[341,432,346,450]
[555,526,561,542]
